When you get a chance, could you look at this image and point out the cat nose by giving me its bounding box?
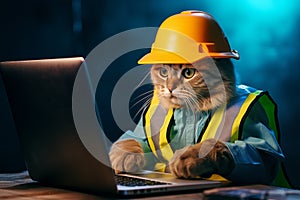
[167,85,175,93]
[167,82,177,93]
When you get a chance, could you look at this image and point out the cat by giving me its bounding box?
[150,58,236,111]
[109,58,236,179]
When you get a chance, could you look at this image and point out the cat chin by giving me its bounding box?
[159,98,182,109]
[170,104,182,109]
[161,98,224,111]
[162,102,182,109]
[160,95,227,111]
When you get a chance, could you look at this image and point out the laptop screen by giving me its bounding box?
[0,57,118,194]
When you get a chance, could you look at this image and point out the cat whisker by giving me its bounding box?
[130,94,152,113]
[173,91,200,113]
[175,89,196,99]
[186,96,201,112]
[184,98,196,115]
[131,94,153,121]
[130,89,154,105]
[133,98,152,121]
[133,70,151,91]
[174,89,201,111]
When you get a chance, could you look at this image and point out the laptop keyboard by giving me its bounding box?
[115,175,170,187]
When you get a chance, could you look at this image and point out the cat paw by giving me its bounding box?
[169,145,214,178]
[109,139,145,173]
[169,139,234,178]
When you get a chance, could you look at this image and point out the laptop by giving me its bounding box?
[0,57,221,196]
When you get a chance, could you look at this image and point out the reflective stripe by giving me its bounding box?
[159,109,174,161]
[145,90,174,162]
[273,165,290,188]
[144,86,290,187]
[257,94,279,138]
[230,90,290,187]
[231,91,263,142]
[257,94,290,188]
[145,90,159,158]
[145,88,263,160]
[201,104,226,141]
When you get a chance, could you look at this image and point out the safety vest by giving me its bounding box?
[144,85,291,187]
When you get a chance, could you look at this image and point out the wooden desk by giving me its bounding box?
[1,171,299,200]
[0,171,207,200]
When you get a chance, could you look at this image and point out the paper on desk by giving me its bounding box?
[203,184,300,200]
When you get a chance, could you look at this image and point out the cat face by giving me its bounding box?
[150,59,236,111]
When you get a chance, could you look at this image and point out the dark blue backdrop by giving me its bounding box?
[1,0,299,187]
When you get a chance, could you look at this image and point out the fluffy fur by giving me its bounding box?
[109,58,236,178]
[151,58,236,111]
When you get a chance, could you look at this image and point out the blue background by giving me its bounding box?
[1,0,299,187]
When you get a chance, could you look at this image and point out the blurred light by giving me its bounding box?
[248,0,274,10]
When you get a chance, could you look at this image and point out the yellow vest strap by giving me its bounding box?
[231,90,263,142]
[145,90,174,162]
[201,105,226,141]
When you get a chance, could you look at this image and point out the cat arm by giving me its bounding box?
[225,120,284,184]
[109,118,157,173]
[169,138,235,179]
[169,102,285,184]
[169,126,282,184]
[224,100,285,184]
[109,138,145,173]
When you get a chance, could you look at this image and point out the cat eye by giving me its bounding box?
[182,68,196,79]
[159,68,168,77]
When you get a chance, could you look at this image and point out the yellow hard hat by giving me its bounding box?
[138,10,239,64]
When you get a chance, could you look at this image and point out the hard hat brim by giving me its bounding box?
[138,50,205,64]
[138,52,187,64]
[138,50,240,64]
